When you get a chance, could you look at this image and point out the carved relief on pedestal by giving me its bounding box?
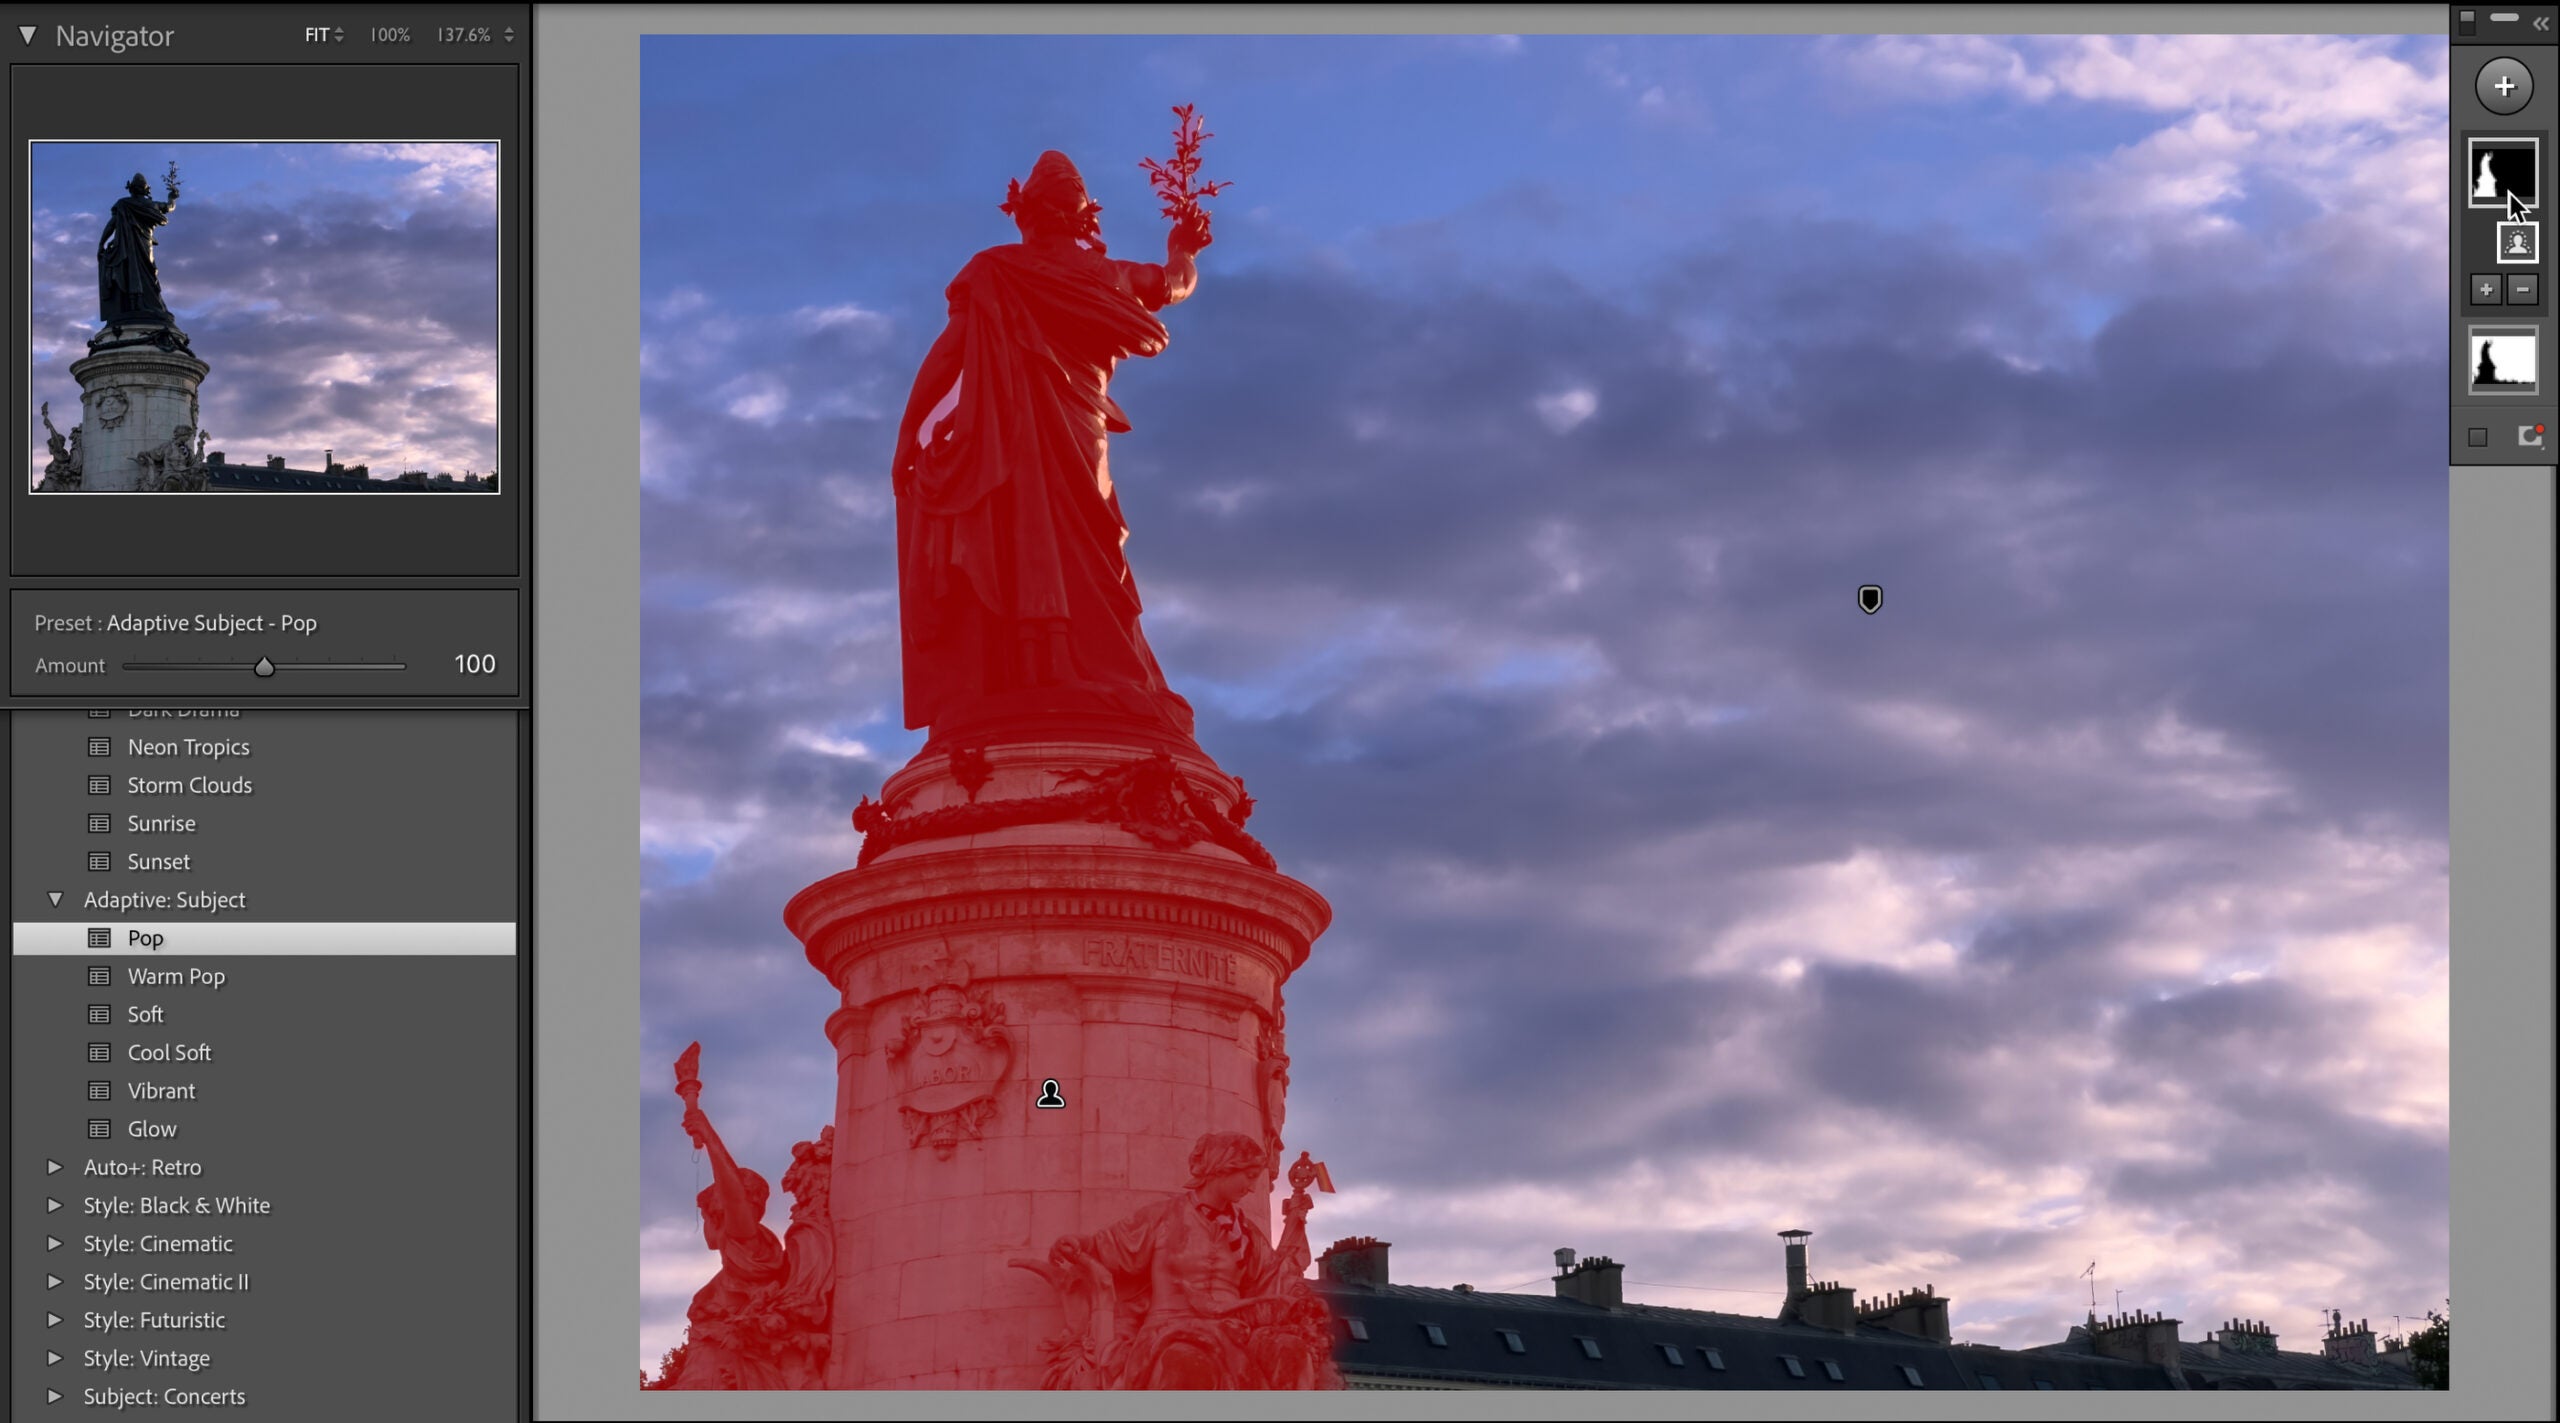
[136,423,207,491]
[852,750,1276,870]
[947,744,993,801]
[95,386,130,429]
[1010,1132,1344,1390]
[884,954,1014,1158]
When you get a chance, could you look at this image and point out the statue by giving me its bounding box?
[99,166,181,325]
[1012,1130,1343,1390]
[134,423,207,491]
[660,1044,833,1390]
[38,401,82,491]
[889,110,1227,743]
[1255,1006,1290,1180]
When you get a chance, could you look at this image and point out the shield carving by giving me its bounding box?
[886,957,1014,1158]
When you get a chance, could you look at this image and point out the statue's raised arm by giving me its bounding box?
[1141,103,1226,310]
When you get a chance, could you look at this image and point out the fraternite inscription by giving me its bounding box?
[1083,936,1240,986]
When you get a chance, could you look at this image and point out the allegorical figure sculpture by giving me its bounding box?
[99,167,181,325]
[889,137,1218,742]
[38,401,82,490]
[1013,1132,1343,1390]
[662,1044,832,1390]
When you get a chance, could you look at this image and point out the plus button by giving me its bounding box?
[2497,74,2519,98]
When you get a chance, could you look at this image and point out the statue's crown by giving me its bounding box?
[1005,150,1095,219]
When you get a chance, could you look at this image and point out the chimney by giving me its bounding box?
[2088,1310,2188,1389]
[1553,1253,1623,1308]
[2212,1318,2278,1355]
[1858,1284,1952,1344]
[1796,1279,1858,1333]
[2321,1313,2376,1367]
[1316,1236,1390,1289]
[1779,1229,1811,1303]
[1777,1230,1857,1328]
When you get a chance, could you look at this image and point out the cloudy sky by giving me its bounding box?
[28,141,499,487]
[639,34,2449,1371]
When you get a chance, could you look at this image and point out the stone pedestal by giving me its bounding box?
[67,325,206,491]
[787,736,1330,1389]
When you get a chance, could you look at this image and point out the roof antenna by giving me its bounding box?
[2080,1261,2097,1314]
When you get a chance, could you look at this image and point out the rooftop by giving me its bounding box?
[1314,1280,2168,1391]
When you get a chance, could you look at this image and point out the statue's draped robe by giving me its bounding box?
[99,196,173,323]
[898,242,1193,737]
[671,1216,792,1390]
[772,1196,833,1385]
